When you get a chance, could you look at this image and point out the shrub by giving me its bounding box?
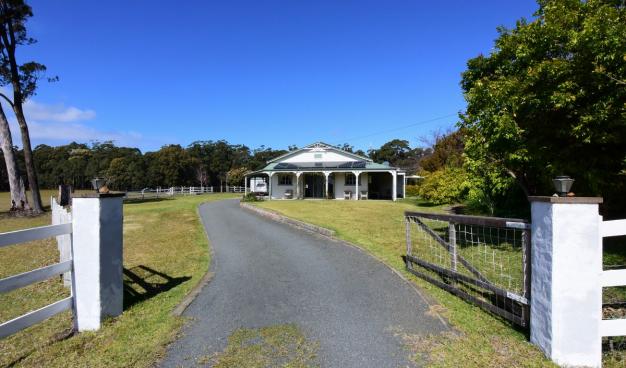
[241,192,262,202]
[405,185,420,197]
[417,167,470,205]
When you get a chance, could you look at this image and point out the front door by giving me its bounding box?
[304,174,324,198]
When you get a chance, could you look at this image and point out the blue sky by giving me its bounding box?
[10,0,537,153]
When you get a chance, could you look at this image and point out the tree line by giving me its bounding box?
[0,139,436,192]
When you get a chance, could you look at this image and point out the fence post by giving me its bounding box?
[529,196,603,368]
[51,197,72,287]
[448,222,457,271]
[71,193,125,331]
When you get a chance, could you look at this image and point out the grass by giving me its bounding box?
[253,198,555,368]
[0,191,238,368]
[202,324,319,368]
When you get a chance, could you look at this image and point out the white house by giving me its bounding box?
[244,142,405,201]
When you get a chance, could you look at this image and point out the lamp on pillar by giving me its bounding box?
[91,178,106,191]
[552,175,575,197]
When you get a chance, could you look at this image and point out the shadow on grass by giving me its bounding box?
[123,265,191,310]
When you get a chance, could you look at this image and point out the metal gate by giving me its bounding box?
[404,211,531,327]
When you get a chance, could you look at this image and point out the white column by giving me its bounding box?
[350,171,357,200]
[324,172,330,199]
[244,175,248,195]
[529,196,603,368]
[392,171,397,201]
[72,193,124,331]
[296,172,302,199]
[267,173,274,200]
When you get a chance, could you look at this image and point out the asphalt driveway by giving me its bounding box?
[161,199,446,367]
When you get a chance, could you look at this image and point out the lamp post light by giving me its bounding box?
[91,178,107,193]
[553,175,574,197]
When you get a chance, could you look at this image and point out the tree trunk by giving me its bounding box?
[0,103,29,211]
[13,104,43,213]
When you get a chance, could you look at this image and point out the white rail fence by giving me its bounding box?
[124,185,245,200]
[0,194,124,340]
[0,222,75,339]
[600,219,626,338]
[51,197,72,286]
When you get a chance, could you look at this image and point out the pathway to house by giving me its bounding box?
[161,199,447,367]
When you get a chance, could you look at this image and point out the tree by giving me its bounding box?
[368,139,429,173]
[145,145,196,187]
[420,130,464,173]
[0,101,27,209]
[0,0,55,213]
[460,0,626,215]
[226,167,248,186]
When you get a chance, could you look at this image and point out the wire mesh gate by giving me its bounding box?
[404,211,531,327]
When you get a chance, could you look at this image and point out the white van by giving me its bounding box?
[250,177,267,194]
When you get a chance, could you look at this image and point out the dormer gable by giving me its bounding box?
[268,142,372,164]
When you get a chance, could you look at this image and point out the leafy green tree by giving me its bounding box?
[420,130,464,173]
[145,145,197,187]
[417,166,470,205]
[368,139,430,173]
[460,0,626,215]
[226,167,248,186]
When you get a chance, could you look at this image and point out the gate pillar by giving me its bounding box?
[529,196,603,368]
[72,193,125,331]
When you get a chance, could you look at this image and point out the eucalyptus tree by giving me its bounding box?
[0,0,55,213]
[0,101,28,210]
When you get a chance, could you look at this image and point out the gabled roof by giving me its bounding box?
[268,141,372,164]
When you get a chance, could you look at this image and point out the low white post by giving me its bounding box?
[72,193,124,331]
[529,196,603,368]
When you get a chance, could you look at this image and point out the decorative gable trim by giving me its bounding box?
[268,142,372,164]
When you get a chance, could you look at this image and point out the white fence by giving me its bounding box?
[599,219,626,337]
[0,222,75,339]
[124,185,245,200]
[0,194,124,339]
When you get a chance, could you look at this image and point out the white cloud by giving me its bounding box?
[8,119,143,147]
[23,100,96,122]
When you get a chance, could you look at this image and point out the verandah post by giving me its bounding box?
[72,193,124,331]
[529,196,603,368]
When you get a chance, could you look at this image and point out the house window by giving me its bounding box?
[314,153,322,159]
[345,173,359,186]
[278,174,293,186]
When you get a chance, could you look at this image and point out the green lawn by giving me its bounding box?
[253,198,555,367]
[0,191,238,368]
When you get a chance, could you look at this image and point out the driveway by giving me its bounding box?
[161,199,447,367]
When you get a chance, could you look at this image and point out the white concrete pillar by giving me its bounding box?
[529,196,603,368]
[392,171,397,201]
[244,175,248,195]
[267,173,273,200]
[72,193,124,331]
